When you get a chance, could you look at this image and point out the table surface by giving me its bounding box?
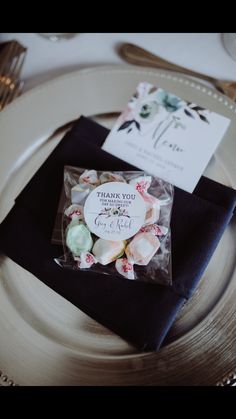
[1,33,236,92]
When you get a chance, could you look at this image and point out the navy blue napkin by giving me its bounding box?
[0,116,235,351]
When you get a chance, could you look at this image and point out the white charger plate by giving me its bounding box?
[0,65,236,386]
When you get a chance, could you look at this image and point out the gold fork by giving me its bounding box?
[119,43,236,101]
[0,40,27,111]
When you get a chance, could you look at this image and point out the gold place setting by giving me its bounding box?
[0,33,236,387]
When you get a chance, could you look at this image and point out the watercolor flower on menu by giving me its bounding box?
[117,100,161,133]
[155,89,185,113]
[117,82,159,132]
[116,83,184,135]
[116,82,210,145]
[138,100,161,123]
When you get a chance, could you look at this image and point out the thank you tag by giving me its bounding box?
[84,182,146,240]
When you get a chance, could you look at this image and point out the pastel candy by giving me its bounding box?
[145,202,160,224]
[92,238,126,265]
[140,224,168,236]
[129,175,152,194]
[157,225,168,235]
[115,258,135,280]
[79,169,99,186]
[66,222,93,256]
[71,183,95,205]
[74,252,97,269]
[100,171,126,184]
[140,192,160,224]
[129,175,160,224]
[65,217,81,230]
[125,232,160,265]
[64,204,84,220]
[142,191,159,206]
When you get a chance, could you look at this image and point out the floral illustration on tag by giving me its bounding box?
[117,82,210,149]
[99,207,130,218]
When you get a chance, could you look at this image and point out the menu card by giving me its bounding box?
[102,82,231,192]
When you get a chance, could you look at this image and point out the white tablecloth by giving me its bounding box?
[1,33,236,92]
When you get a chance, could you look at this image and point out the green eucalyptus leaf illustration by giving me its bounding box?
[118,120,134,131]
[184,109,195,118]
[191,106,206,111]
[199,114,209,123]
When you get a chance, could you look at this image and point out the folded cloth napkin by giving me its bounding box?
[0,116,235,351]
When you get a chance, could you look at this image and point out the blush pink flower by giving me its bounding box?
[117,104,134,125]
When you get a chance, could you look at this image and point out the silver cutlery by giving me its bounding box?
[119,43,236,101]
